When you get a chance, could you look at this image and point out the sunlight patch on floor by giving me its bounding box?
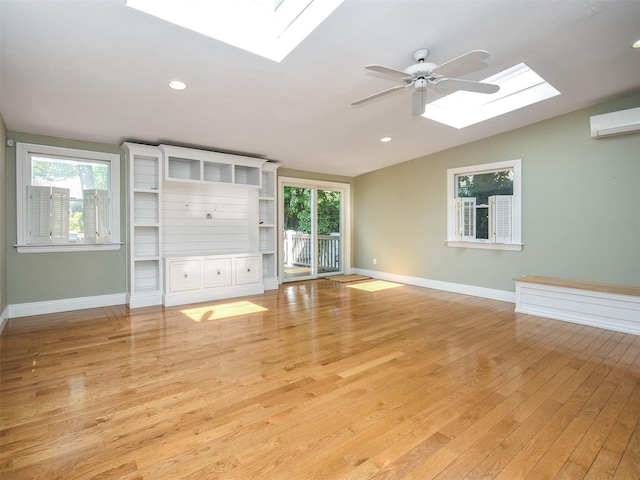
[181,301,268,322]
[347,280,404,292]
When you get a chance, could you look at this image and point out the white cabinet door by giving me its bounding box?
[168,259,200,292]
[204,257,232,288]
[235,255,261,285]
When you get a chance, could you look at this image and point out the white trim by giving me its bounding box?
[16,242,122,253]
[446,241,523,251]
[447,159,522,249]
[163,284,263,307]
[128,292,163,309]
[278,176,351,282]
[16,142,121,252]
[263,278,280,290]
[515,280,640,335]
[354,268,515,303]
[0,306,9,335]
[8,293,126,319]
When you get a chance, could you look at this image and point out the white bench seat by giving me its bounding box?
[514,275,640,335]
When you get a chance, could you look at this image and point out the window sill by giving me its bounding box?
[16,243,122,254]
[446,241,523,252]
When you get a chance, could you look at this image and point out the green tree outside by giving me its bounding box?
[457,170,513,239]
[283,187,341,235]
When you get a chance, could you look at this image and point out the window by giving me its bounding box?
[16,143,121,253]
[447,159,522,251]
[424,64,560,128]
[126,0,343,62]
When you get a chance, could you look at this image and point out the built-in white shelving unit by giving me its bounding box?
[122,142,163,308]
[259,163,279,290]
[124,142,279,308]
[161,145,262,187]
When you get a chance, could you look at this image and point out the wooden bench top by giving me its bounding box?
[514,275,640,297]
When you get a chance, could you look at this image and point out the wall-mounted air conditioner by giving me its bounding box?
[590,106,640,138]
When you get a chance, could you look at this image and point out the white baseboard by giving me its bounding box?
[354,268,515,303]
[163,284,264,307]
[128,292,163,309]
[7,293,127,319]
[0,306,8,335]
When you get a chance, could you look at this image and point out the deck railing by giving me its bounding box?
[284,231,340,273]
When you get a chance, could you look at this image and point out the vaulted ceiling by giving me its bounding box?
[1,0,639,176]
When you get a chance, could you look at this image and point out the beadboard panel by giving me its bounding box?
[133,192,159,224]
[162,183,258,256]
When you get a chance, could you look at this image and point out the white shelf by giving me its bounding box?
[123,142,164,307]
[203,161,232,183]
[133,259,161,293]
[133,155,160,190]
[133,191,160,224]
[161,144,265,187]
[259,163,279,289]
[234,165,261,186]
[259,171,276,197]
[126,143,278,305]
[167,157,200,181]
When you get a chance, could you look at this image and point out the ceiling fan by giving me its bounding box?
[351,49,500,116]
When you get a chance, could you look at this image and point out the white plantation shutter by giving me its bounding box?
[489,195,513,243]
[84,189,110,243]
[51,188,70,244]
[455,197,477,241]
[27,186,52,244]
[27,186,70,244]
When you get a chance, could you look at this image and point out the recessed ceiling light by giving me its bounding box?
[168,80,187,91]
[632,39,640,49]
[380,137,392,143]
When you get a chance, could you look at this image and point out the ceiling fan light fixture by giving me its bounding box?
[352,49,496,115]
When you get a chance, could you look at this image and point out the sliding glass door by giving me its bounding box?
[279,178,349,281]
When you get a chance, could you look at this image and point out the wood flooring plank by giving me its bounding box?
[611,416,640,480]
[488,329,631,480]
[463,398,564,479]
[1,280,638,479]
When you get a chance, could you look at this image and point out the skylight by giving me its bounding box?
[423,63,560,128]
[126,0,343,62]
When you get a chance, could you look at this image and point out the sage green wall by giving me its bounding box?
[0,114,7,314]
[5,132,126,305]
[354,93,640,292]
[278,167,354,186]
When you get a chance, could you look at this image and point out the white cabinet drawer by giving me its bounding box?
[168,259,200,292]
[235,255,261,285]
[163,253,264,307]
[204,257,232,288]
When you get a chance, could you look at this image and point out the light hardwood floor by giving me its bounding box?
[1,279,639,479]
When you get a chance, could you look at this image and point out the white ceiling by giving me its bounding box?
[1,0,639,177]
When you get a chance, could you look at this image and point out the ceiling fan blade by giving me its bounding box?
[365,64,411,79]
[435,78,500,94]
[351,84,408,106]
[431,50,490,77]
[412,89,427,116]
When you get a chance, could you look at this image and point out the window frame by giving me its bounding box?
[15,142,121,253]
[446,159,522,251]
